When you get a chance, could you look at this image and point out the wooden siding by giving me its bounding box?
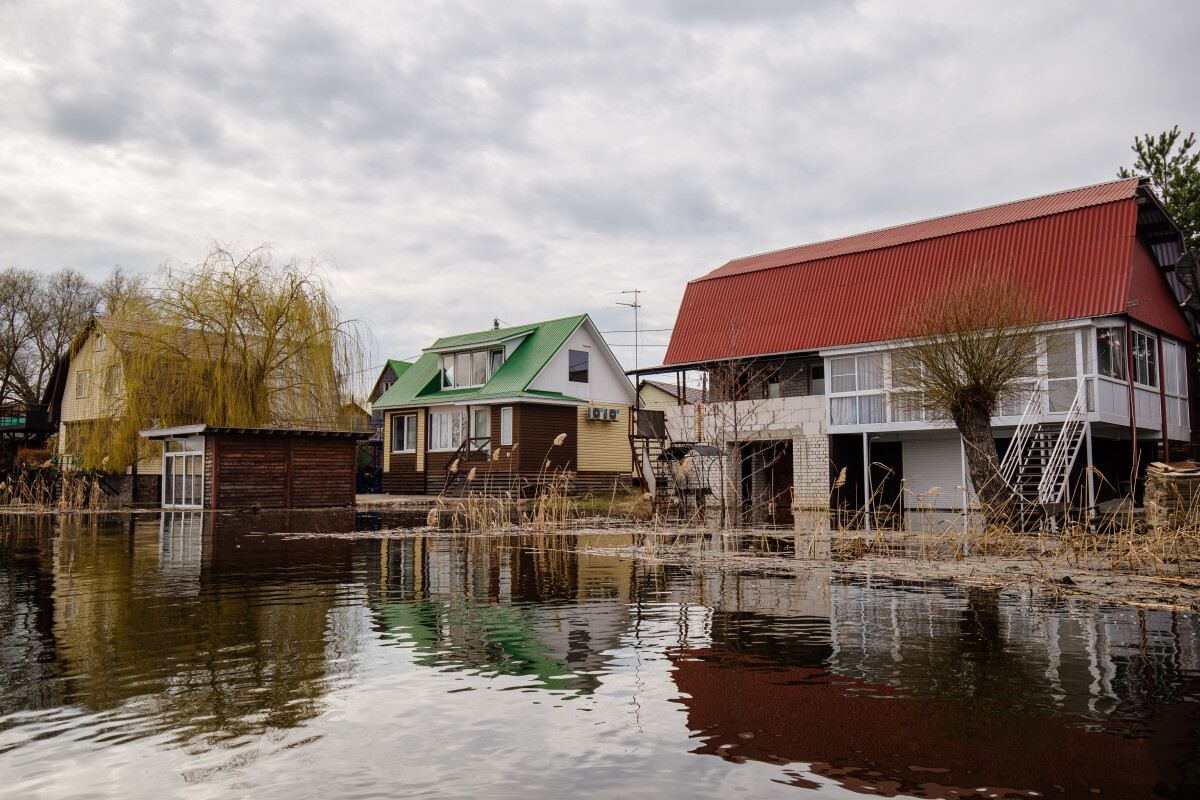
[516,403,577,474]
[205,434,356,509]
[576,405,632,473]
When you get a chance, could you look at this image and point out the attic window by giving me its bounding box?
[441,348,506,389]
[94,331,105,351]
[568,350,589,383]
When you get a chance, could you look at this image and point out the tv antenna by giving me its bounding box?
[615,289,642,370]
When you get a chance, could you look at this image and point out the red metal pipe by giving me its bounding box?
[1126,318,1139,491]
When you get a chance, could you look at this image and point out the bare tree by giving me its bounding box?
[890,276,1045,523]
[0,266,100,405]
[30,268,101,402]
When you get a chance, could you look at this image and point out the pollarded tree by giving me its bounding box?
[75,241,370,471]
[890,276,1045,524]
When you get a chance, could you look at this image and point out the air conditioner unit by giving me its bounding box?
[605,408,620,422]
[587,406,604,420]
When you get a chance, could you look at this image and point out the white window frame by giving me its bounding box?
[76,370,90,399]
[391,413,417,453]
[827,354,884,426]
[428,408,468,451]
[500,406,513,446]
[162,436,204,509]
[442,348,506,390]
[1132,330,1158,388]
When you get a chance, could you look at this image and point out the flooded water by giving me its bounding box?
[1,511,1198,799]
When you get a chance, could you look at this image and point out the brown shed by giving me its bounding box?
[139,424,371,509]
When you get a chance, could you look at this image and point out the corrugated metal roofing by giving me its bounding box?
[374,315,588,409]
[664,179,1191,365]
[702,178,1141,281]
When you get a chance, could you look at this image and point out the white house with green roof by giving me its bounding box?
[373,314,636,495]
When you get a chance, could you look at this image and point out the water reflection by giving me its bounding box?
[368,535,637,693]
[0,513,1198,798]
[665,572,1200,798]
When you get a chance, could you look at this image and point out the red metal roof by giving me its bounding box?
[664,178,1190,365]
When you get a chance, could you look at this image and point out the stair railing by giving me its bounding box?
[1000,387,1042,487]
[1036,381,1087,504]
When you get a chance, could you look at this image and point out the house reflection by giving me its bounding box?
[0,511,361,750]
[367,533,638,693]
[665,572,1200,799]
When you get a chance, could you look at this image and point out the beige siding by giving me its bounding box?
[415,409,425,472]
[383,411,392,471]
[58,327,159,473]
[576,405,632,473]
[60,330,125,425]
[637,384,679,414]
[383,409,426,472]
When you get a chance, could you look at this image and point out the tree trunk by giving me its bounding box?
[954,404,1022,525]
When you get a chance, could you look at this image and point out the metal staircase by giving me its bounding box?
[629,408,678,510]
[999,383,1087,509]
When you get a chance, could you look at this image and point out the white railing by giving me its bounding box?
[1000,390,1042,487]
[1036,382,1087,505]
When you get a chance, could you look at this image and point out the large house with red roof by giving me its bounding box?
[639,178,1198,527]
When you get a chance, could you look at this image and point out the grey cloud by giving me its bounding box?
[0,0,1198,371]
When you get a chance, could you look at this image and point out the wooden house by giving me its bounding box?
[44,316,365,505]
[373,314,636,495]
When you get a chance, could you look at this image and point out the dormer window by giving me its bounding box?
[441,348,506,389]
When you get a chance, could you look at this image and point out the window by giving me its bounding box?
[76,370,90,398]
[391,414,417,453]
[827,354,884,426]
[104,365,121,395]
[428,409,467,450]
[830,357,855,393]
[500,407,513,446]
[471,407,490,451]
[93,331,105,351]
[442,349,503,389]
[1132,330,1158,387]
[471,351,488,386]
[455,353,471,387]
[764,369,781,399]
[569,349,589,383]
[1096,327,1126,380]
[810,364,825,396]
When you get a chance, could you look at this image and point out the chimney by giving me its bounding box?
[493,317,500,330]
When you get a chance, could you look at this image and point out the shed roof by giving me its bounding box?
[663,178,1192,365]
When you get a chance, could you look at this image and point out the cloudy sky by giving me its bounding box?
[3,0,1199,381]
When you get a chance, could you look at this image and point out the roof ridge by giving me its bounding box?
[697,177,1141,283]
[433,313,587,344]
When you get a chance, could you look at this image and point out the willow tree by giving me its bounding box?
[76,242,368,471]
[890,276,1045,524]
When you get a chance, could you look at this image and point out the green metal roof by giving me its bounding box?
[387,359,413,379]
[374,314,590,409]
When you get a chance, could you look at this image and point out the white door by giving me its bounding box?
[471,406,491,453]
